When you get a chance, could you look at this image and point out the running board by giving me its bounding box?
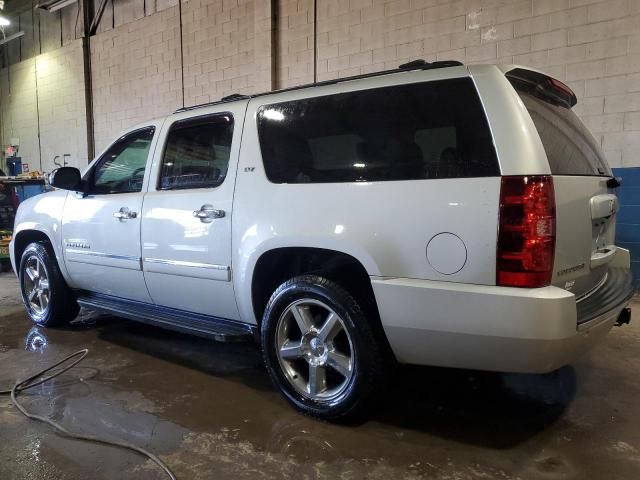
[75,292,256,342]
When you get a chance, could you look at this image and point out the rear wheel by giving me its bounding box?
[19,242,79,327]
[261,274,387,422]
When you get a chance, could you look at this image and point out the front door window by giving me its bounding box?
[88,127,155,195]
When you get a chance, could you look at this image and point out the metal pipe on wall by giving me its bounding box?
[82,0,95,160]
[270,0,278,91]
[313,0,317,83]
[178,0,185,108]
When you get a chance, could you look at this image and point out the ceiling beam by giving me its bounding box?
[0,30,24,45]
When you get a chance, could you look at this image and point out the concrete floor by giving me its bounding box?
[1,272,639,480]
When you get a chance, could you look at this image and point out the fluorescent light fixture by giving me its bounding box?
[0,31,24,46]
[0,15,9,26]
[36,0,77,13]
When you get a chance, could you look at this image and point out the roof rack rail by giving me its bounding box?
[174,94,250,114]
[252,59,465,99]
[398,59,463,69]
[172,59,464,114]
[221,93,249,102]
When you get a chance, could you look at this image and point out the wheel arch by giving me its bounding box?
[12,229,70,283]
[249,246,392,359]
[14,230,80,326]
[13,230,51,265]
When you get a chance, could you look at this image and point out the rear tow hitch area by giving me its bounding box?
[615,307,632,327]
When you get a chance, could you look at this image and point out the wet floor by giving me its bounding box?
[1,273,639,480]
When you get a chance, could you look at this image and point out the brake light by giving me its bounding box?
[549,77,573,97]
[497,175,555,288]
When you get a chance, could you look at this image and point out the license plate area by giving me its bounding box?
[590,194,617,262]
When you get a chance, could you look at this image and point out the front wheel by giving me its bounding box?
[261,275,388,422]
[19,242,79,327]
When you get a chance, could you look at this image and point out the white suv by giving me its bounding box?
[9,61,634,421]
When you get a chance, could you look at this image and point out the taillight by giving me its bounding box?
[497,175,555,288]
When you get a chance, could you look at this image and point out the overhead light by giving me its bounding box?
[0,31,24,46]
[36,0,77,13]
[0,15,9,26]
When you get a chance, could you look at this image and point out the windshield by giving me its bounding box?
[516,89,611,177]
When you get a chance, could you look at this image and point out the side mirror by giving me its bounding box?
[50,167,82,191]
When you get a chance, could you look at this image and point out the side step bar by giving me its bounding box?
[76,292,256,342]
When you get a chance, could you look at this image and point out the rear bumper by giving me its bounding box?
[577,266,634,326]
[372,253,633,373]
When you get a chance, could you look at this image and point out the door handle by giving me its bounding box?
[113,207,138,221]
[193,204,225,223]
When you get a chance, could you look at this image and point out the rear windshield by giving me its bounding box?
[257,78,499,183]
[516,90,611,177]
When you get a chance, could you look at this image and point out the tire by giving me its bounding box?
[19,242,79,327]
[261,274,388,422]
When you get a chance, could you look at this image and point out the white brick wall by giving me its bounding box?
[3,0,640,169]
[0,41,88,174]
[37,41,89,171]
[314,0,640,168]
[278,0,314,88]
[181,0,261,105]
[0,60,40,172]
[90,0,274,149]
[90,6,183,152]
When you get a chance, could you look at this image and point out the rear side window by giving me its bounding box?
[257,78,499,183]
[515,90,610,177]
[159,114,233,190]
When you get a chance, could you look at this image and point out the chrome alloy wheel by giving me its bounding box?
[22,255,50,315]
[275,299,354,401]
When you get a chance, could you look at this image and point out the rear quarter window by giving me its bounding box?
[257,78,499,183]
[516,90,610,177]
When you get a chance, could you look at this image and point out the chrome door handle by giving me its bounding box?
[113,207,137,221]
[193,204,225,223]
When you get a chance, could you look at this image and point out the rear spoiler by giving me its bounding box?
[505,67,577,109]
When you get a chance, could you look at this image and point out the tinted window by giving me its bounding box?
[89,127,155,194]
[159,115,233,190]
[516,91,610,176]
[257,78,499,183]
